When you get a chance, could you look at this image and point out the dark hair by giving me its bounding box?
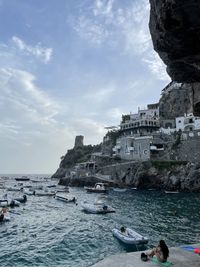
[120,226,126,232]
[159,240,169,259]
[141,253,148,262]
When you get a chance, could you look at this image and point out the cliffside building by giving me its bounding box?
[176,113,200,132]
[113,136,152,161]
[120,103,159,137]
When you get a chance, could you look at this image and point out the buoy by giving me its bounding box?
[194,248,200,254]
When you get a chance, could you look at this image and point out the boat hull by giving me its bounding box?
[112,228,148,245]
[81,201,115,214]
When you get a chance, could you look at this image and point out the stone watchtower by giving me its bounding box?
[74,135,84,149]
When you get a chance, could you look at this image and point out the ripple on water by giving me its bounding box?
[0,187,200,266]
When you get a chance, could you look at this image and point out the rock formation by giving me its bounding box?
[149,0,200,116]
[52,135,101,178]
[149,0,200,83]
[159,82,193,126]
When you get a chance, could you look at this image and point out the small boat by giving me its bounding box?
[81,201,115,214]
[9,200,20,207]
[55,193,76,203]
[23,189,35,195]
[6,186,22,192]
[15,176,30,181]
[14,195,27,203]
[35,190,55,196]
[85,183,108,193]
[131,187,138,190]
[165,190,179,194]
[112,228,148,245]
[0,199,8,207]
[46,183,57,188]
[113,188,127,192]
[55,186,69,193]
[30,185,43,190]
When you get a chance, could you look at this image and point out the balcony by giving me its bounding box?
[120,119,160,131]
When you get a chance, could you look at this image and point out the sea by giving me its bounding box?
[0,174,200,267]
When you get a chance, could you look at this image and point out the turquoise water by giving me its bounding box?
[0,177,200,267]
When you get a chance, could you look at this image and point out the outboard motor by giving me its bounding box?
[103,205,108,211]
[10,200,15,208]
[23,195,27,203]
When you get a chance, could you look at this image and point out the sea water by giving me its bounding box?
[0,175,200,267]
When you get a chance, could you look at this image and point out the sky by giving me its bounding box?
[0,0,170,174]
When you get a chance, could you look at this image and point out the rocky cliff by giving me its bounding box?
[52,136,101,178]
[149,0,200,83]
[99,160,200,192]
[149,1,200,116]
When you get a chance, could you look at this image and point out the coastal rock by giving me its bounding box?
[51,135,101,179]
[52,167,67,179]
[149,0,200,83]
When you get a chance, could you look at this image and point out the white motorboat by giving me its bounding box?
[14,195,27,203]
[55,193,76,203]
[165,190,179,194]
[15,176,30,181]
[55,186,69,193]
[6,186,22,192]
[112,228,148,245]
[113,188,127,192]
[0,199,8,207]
[9,200,20,207]
[81,201,115,214]
[35,190,55,196]
[23,188,35,195]
[85,183,108,193]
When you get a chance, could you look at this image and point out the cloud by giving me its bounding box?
[0,68,58,125]
[12,36,53,63]
[71,0,169,81]
[83,85,115,104]
[0,67,107,150]
[93,0,114,17]
[73,16,110,45]
[143,52,170,82]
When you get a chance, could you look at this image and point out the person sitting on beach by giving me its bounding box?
[147,240,169,263]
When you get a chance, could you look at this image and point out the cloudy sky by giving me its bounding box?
[0,0,170,174]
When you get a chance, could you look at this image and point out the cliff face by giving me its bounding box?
[159,82,200,119]
[100,161,200,192]
[159,82,193,123]
[52,139,101,178]
[149,0,200,83]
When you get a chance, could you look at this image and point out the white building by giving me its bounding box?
[176,113,200,131]
[120,103,160,136]
[113,136,153,161]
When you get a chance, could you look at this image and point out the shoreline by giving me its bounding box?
[92,244,200,267]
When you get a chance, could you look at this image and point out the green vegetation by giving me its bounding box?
[151,160,187,170]
[121,114,130,123]
[105,130,120,144]
[60,143,102,169]
[172,130,182,150]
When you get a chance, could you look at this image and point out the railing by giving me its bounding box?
[120,119,160,130]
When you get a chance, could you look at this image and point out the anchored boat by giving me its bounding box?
[55,193,76,203]
[81,201,115,214]
[112,228,148,245]
[85,183,108,193]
